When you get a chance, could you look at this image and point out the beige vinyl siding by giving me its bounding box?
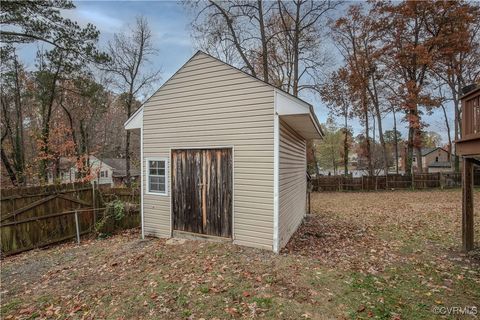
[278,119,307,249]
[142,52,274,250]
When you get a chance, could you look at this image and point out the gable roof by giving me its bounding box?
[125,50,323,137]
[421,147,448,157]
[101,158,140,177]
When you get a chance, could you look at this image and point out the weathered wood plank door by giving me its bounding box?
[172,149,232,238]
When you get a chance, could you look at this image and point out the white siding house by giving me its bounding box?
[48,156,114,186]
[125,51,322,252]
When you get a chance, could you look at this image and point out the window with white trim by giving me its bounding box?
[148,159,167,194]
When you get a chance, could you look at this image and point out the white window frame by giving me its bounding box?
[146,157,168,196]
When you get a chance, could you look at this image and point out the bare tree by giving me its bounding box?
[0,47,26,185]
[105,16,161,186]
[276,0,338,96]
[319,69,353,176]
[331,5,376,176]
[188,0,273,79]
[58,75,109,178]
[433,5,480,172]
[188,0,337,95]
[34,49,65,183]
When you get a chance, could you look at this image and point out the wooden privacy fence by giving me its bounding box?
[312,172,480,192]
[98,185,140,204]
[1,183,140,256]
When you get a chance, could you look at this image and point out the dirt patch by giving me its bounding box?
[282,214,398,273]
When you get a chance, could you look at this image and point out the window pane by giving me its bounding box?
[150,176,160,184]
[149,178,165,193]
[149,167,157,175]
[149,182,158,191]
[149,161,158,173]
[149,161,166,176]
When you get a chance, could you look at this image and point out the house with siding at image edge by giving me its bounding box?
[124,51,323,252]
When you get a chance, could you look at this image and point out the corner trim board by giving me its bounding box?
[273,92,280,253]
[140,127,144,239]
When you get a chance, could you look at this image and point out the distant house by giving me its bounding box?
[399,147,451,173]
[48,156,139,186]
[101,158,140,186]
[427,160,453,173]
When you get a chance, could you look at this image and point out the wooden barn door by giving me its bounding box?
[172,149,232,238]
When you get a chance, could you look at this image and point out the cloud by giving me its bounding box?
[76,9,123,33]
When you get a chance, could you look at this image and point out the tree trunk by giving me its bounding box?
[79,120,89,178]
[292,1,301,96]
[125,130,131,186]
[363,90,373,176]
[405,95,420,176]
[454,95,461,173]
[373,106,388,176]
[392,107,399,174]
[441,103,452,166]
[343,114,349,176]
[416,146,423,173]
[39,126,50,183]
[1,138,18,186]
[369,73,388,176]
[39,61,61,183]
[125,92,133,187]
[311,141,319,176]
[209,0,257,77]
[258,0,269,83]
[13,58,25,185]
[406,125,414,175]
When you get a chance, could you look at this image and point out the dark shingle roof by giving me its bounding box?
[428,161,452,168]
[101,158,140,177]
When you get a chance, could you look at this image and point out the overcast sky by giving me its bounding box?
[15,0,452,145]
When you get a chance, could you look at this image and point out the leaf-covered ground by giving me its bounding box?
[1,190,479,319]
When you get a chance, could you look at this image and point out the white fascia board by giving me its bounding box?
[309,112,324,139]
[274,89,310,116]
[124,106,144,130]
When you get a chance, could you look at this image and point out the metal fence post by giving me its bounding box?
[74,210,80,244]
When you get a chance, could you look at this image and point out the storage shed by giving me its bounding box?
[125,51,323,252]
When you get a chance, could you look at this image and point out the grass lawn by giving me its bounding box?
[1,190,479,319]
